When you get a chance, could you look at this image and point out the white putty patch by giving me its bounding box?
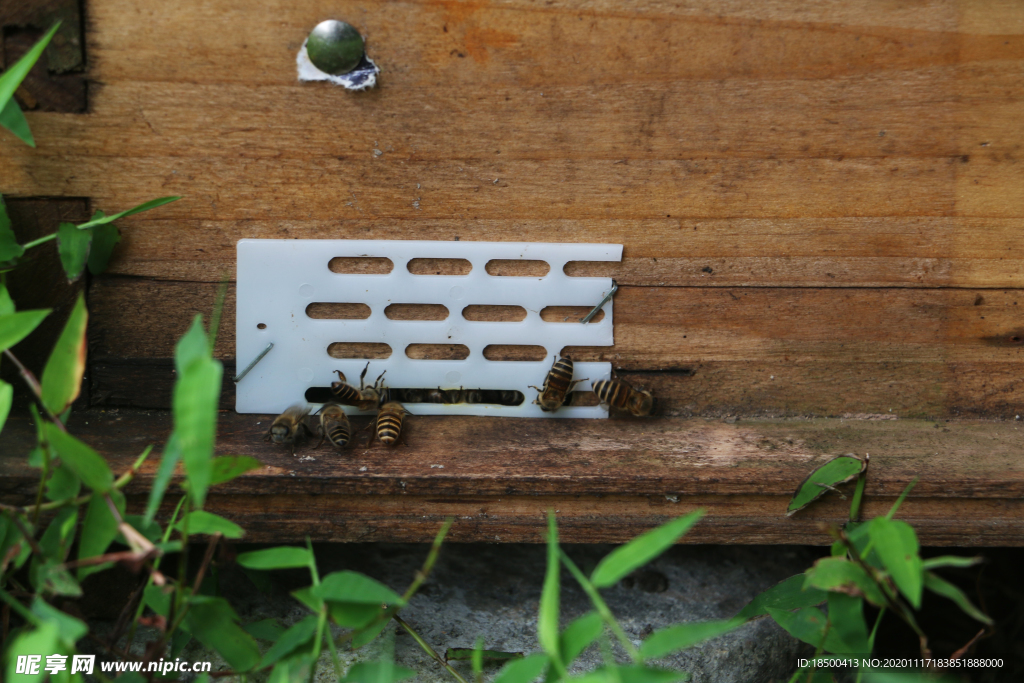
[296,39,379,90]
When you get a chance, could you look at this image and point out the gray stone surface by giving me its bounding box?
[94,543,818,682]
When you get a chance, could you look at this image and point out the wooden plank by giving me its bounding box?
[93,216,1024,289]
[2,410,1023,545]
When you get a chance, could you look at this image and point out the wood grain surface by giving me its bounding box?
[2,410,1023,544]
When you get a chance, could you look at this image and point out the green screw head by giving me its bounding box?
[306,20,364,75]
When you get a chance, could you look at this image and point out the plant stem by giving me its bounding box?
[20,233,57,251]
[395,614,470,683]
[4,349,65,431]
[31,445,50,526]
[1,509,45,558]
[401,518,453,603]
[0,586,41,626]
[559,550,641,663]
[849,455,869,522]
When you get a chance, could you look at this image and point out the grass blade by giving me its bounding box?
[591,510,704,588]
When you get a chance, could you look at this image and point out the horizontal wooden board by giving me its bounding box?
[2,410,1023,544]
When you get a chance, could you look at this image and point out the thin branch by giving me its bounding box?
[0,509,45,558]
[395,614,471,683]
[3,349,65,431]
[190,533,221,595]
[20,232,57,251]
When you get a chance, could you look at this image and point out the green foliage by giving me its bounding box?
[186,597,262,671]
[56,221,92,282]
[922,572,992,625]
[172,314,222,507]
[0,23,60,146]
[787,455,865,515]
[77,490,125,580]
[494,653,550,683]
[734,574,826,620]
[237,546,313,570]
[210,455,263,484]
[176,510,245,539]
[538,512,563,670]
[40,293,88,414]
[559,611,603,663]
[639,619,742,660]
[590,509,704,588]
[0,379,12,434]
[803,556,886,607]
[868,517,923,608]
[43,424,113,492]
[0,308,51,352]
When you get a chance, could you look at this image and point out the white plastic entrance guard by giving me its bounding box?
[235,240,622,417]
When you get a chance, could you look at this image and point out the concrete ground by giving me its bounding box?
[93,543,818,682]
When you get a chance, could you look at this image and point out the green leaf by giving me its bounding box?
[326,601,383,628]
[560,611,603,664]
[591,510,704,588]
[869,517,923,608]
[765,606,831,651]
[639,618,743,660]
[144,584,173,616]
[735,573,827,620]
[76,196,181,230]
[44,462,80,501]
[172,315,221,508]
[0,97,34,147]
[237,546,313,570]
[825,593,870,654]
[341,661,417,683]
[803,556,887,607]
[922,555,983,571]
[56,221,92,282]
[210,455,263,485]
[37,506,78,562]
[40,293,88,414]
[312,571,403,605]
[186,597,261,671]
[3,621,61,683]
[0,283,13,315]
[0,308,50,352]
[43,424,113,492]
[86,222,121,275]
[259,615,318,668]
[30,597,88,647]
[493,653,550,683]
[0,513,33,570]
[0,198,24,264]
[244,618,286,641]
[268,653,315,683]
[176,510,244,539]
[123,514,163,543]
[0,23,60,119]
[538,512,562,664]
[78,489,126,580]
[0,379,13,434]
[143,434,180,526]
[787,455,865,515]
[38,562,82,596]
[923,571,993,625]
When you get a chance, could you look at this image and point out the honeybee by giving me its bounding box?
[315,403,351,450]
[264,404,313,454]
[425,388,446,403]
[529,356,587,412]
[331,362,386,411]
[370,401,410,446]
[593,378,655,417]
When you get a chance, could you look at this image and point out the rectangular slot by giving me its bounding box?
[385,303,450,320]
[564,261,619,278]
[328,256,394,274]
[483,345,548,361]
[486,259,550,277]
[406,344,471,360]
[541,306,605,323]
[306,303,372,319]
[407,258,472,275]
[327,342,393,359]
[462,305,527,322]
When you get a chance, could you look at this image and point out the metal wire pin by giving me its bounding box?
[580,282,618,324]
[233,342,274,383]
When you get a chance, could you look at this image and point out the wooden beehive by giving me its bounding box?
[2,0,1023,545]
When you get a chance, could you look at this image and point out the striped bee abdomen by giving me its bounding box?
[375,401,406,446]
[593,379,631,411]
[318,404,351,450]
[547,357,575,393]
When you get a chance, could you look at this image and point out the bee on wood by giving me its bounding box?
[264,403,313,454]
[593,378,655,417]
[529,356,587,412]
[331,362,386,411]
[315,403,351,450]
[370,401,410,446]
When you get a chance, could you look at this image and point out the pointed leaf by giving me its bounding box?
[186,597,261,671]
[0,308,50,351]
[869,517,923,608]
[176,510,244,539]
[173,315,221,508]
[922,555,983,571]
[30,597,87,647]
[86,222,121,275]
[3,622,61,683]
[44,462,80,501]
[591,510,704,588]
[341,661,417,683]
[0,283,13,315]
[0,379,12,434]
[538,512,561,663]
[236,546,313,570]
[38,561,82,596]
[803,556,887,607]
[41,293,88,414]
[0,97,34,146]
[825,593,870,654]
[923,571,993,625]
[0,23,60,107]
[560,611,603,664]
[78,489,126,580]
[787,456,866,515]
[75,196,181,230]
[765,606,830,650]
[0,196,25,263]
[258,614,318,668]
[312,570,402,605]
[143,434,180,525]
[325,601,383,628]
[244,618,286,641]
[210,455,263,485]
[43,423,113,492]
[493,653,550,683]
[145,584,173,616]
[639,618,743,660]
[57,221,92,281]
